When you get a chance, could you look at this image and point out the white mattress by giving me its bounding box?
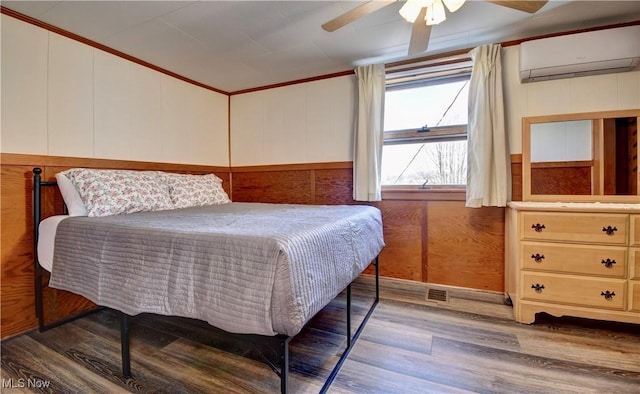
[37,215,68,272]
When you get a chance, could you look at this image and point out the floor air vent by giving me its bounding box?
[426,288,449,303]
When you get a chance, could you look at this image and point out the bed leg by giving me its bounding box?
[119,311,132,379]
[346,284,352,349]
[280,339,289,394]
[35,267,45,331]
[375,255,380,302]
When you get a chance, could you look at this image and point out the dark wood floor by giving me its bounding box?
[2,278,639,393]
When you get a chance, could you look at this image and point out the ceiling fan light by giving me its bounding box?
[442,0,466,13]
[425,0,446,25]
[400,0,434,23]
[399,0,424,23]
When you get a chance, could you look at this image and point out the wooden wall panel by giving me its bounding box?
[0,154,230,339]
[232,170,313,204]
[512,153,597,199]
[1,166,38,337]
[314,168,354,205]
[373,201,424,281]
[426,202,505,292]
[530,167,592,195]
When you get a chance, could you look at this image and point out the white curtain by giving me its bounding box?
[353,63,386,201]
[465,44,509,208]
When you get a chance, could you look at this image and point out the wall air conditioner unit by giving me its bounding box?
[520,25,640,83]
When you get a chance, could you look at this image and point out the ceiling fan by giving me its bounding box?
[321,0,548,56]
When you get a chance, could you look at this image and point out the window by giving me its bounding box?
[382,59,470,187]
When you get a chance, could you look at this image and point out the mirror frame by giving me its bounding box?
[522,109,640,203]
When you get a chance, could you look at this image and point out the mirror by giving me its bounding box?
[522,109,640,202]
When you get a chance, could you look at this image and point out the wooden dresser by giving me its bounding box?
[505,201,640,324]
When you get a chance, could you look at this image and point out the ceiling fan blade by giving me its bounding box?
[321,0,396,32]
[486,1,548,14]
[408,8,431,56]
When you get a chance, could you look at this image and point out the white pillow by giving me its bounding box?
[55,172,89,216]
[164,172,231,209]
[62,168,174,217]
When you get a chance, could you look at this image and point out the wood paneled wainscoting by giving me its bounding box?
[232,162,506,292]
[0,154,230,339]
[2,155,506,339]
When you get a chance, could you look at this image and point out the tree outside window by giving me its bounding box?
[382,77,469,187]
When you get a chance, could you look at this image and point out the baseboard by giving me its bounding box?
[355,274,514,320]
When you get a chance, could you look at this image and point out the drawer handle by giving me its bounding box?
[601,258,617,268]
[531,223,546,232]
[601,226,618,236]
[530,253,545,263]
[531,283,545,293]
[600,290,616,300]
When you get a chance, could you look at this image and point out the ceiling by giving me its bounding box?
[3,1,640,93]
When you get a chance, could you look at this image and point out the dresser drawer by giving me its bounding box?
[521,242,627,277]
[631,248,640,280]
[522,272,626,310]
[521,212,628,245]
[632,215,640,247]
[630,281,640,312]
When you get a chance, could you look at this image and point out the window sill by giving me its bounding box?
[382,186,466,201]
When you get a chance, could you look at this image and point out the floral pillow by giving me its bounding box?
[164,173,231,209]
[62,168,173,217]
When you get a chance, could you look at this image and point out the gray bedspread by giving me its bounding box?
[50,202,384,336]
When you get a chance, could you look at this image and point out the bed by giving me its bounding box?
[32,167,384,393]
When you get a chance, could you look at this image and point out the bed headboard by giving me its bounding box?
[32,167,59,326]
[32,167,63,256]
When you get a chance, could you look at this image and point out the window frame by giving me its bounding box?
[381,58,471,196]
[384,124,467,145]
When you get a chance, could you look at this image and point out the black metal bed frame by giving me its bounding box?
[32,167,380,394]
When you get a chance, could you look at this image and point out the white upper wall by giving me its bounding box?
[1,14,49,154]
[230,75,356,166]
[230,43,639,167]
[0,14,229,166]
[502,44,640,155]
[4,13,638,167]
